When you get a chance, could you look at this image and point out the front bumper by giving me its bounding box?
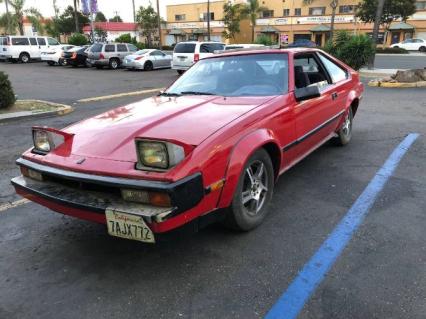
[123,60,144,69]
[41,55,58,62]
[12,158,205,229]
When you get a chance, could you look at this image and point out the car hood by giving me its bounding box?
[62,95,275,162]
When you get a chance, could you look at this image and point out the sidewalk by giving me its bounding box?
[359,68,403,78]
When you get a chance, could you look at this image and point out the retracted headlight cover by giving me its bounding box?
[135,139,187,170]
[32,127,74,155]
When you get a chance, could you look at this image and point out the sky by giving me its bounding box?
[0,0,209,21]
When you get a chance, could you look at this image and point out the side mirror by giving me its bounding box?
[294,85,321,102]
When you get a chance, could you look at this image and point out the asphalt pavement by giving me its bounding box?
[0,62,425,319]
[374,53,426,69]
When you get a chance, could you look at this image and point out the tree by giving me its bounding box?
[356,0,416,68]
[109,15,123,22]
[56,6,89,34]
[136,5,159,48]
[222,2,244,40]
[4,0,43,35]
[240,0,268,43]
[95,11,107,22]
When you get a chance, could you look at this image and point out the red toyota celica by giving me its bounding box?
[12,48,363,243]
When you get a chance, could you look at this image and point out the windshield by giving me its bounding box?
[166,53,288,97]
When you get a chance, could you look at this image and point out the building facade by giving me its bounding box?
[253,0,426,47]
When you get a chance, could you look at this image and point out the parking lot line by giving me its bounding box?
[0,198,29,212]
[77,88,165,103]
[265,133,420,319]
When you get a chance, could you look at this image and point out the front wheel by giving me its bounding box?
[47,61,55,66]
[144,61,153,71]
[19,53,30,63]
[109,58,119,70]
[332,108,353,146]
[419,46,426,52]
[177,70,184,75]
[224,148,274,231]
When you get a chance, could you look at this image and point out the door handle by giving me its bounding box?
[331,92,338,100]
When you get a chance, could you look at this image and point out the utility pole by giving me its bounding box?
[132,0,136,23]
[207,0,211,41]
[368,0,385,69]
[4,0,10,34]
[156,0,162,49]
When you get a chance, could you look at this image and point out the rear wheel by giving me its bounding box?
[109,58,119,70]
[177,70,184,75]
[47,61,55,66]
[144,60,153,71]
[419,46,426,52]
[19,52,30,63]
[224,149,274,231]
[332,108,353,146]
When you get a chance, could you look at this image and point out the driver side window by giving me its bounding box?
[294,53,329,90]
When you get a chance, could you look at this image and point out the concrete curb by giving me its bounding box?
[368,80,426,88]
[0,100,74,123]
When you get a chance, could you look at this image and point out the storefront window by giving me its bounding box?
[415,1,426,9]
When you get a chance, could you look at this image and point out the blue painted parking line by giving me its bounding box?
[266,133,420,319]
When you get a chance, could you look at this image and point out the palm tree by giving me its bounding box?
[240,0,268,43]
[6,0,43,35]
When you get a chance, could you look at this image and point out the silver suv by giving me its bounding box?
[86,43,138,69]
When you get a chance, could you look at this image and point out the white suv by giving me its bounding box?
[391,38,426,52]
[172,41,225,74]
[0,36,61,63]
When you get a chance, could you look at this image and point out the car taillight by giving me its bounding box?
[194,53,199,62]
[99,53,105,59]
[71,52,77,59]
[135,56,143,60]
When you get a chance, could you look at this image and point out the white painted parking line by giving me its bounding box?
[77,88,165,103]
[0,199,29,212]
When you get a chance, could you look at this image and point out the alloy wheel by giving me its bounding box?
[241,160,269,216]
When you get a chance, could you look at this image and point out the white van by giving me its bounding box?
[172,41,225,74]
[225,44,265,50]
[0,36,61,63]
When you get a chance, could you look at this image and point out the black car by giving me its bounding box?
[63,46,89,67]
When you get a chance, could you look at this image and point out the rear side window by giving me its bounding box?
[29,38,37,45]
[317,53,348,83]
[127,44,137,52]
[2,38,6,45]
[117,44,127,52]
[105,44,115,52]
[37,38,46,45]
[12,38,29,45]
[174,43,196,53]
[200,43,225,53]
[48,38,60,45]
[90,43,103,52]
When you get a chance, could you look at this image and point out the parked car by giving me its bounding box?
[172,41,225,74]
[86,43,138,69]
[0,35,61,63]
[123,49,172,71]
[287,39,317,48]
[63,46,89,67]
[225,44,265,50]
[41,45,75,66]
[391,38,426,52]
[11,48,363,243]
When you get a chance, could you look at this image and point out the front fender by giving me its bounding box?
[217,129,281,208]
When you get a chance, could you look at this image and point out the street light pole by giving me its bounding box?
[156,0,162,49]
[207,0,211,41]
[132,0,136,23]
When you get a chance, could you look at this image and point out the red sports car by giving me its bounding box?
[12,48,363,243]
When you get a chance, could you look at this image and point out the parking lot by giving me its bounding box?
[0,60,425,319]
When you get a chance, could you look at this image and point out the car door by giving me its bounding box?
[116,44,128,62]
[28,37,39,58]
[292,52,342,158]
[149,50,160,68]
[36,37,48,57]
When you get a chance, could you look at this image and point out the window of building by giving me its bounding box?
[261,10,274,18]
[37,38,46,45]
[367,32,384,44]
[202,12,215,21]
[309,7,326,15]
[29,38,37,45]
[283,9,290,16]
[175,14,186,21]
[415,1,426,9]
[318,53,348,83]
[294,8,301,16]
[12,37,29,45]
[339,5,356,13]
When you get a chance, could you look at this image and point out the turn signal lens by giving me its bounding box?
[20,166,43,181]
[121,189,171,207]
[148,192,171,207]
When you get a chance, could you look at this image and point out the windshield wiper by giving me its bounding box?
[158,92,181,97]
[180,91,216,96]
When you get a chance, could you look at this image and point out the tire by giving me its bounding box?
[59,58,67,66]
[419,46,426,52]
[144,60,154,71]
[109,58,119,70]
[332,108,353,146]
[224,148,274,231]
[393,46,399,49]
[177,70,184,75]
[19,52,30,63]
[47,61,55,66]
[10,59,18,63]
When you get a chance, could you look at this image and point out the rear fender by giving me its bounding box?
[217,129,281,208]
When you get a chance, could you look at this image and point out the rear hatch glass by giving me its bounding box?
[174,43,196,53]
[173,43,196,67]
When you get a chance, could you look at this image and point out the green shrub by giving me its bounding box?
[115,33,132,43]
[375,47,408,54]
[68,33,88,46]
[135,42,147,50]
[0,71,16,109]
[254,34,276,46]
[323,31,375,70]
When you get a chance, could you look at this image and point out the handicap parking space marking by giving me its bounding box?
[0,198,29,212]
[266,133,420,319]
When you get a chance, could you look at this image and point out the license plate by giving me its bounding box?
[105,209,155,243]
